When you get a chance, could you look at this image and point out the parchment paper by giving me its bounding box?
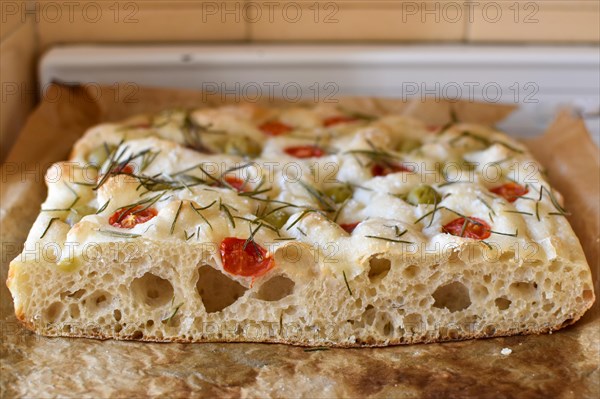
[1,85,598,398]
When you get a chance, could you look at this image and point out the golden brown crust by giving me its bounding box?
[14,309,589,348]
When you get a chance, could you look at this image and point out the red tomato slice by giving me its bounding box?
[107,164,134,175]
[323,115,358,127]
[490,182,529,202]
[371,162,412,177]
[220,237,274,278]
[259,120,293,136]
[442,217,491,240]
[119,164,134,174]
[109,205,158,229]
[340,222,359,234]
[284,145,325,159]
[223,176,248,192]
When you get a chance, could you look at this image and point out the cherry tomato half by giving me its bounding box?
[442,217,491,240]
[371,162,412,177]
[284,145,326,159]
[109,205,158,229]
[223,176,248,192]
[490,182,529,203]
[220,237,274,278]
[104,163,134,175]
[323,115,358,127]
[259,120,293,136]
[339,222,359,234]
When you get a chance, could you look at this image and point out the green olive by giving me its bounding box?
[87,144,116,167]
[398,139,421,153]
[407,185,441,205]
[224,136,262,158]
[324,184,353,204]
[263,209,290,229]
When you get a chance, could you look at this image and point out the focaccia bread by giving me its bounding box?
[7,103,595,346]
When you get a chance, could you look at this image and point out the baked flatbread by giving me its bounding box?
[7,103,595,346]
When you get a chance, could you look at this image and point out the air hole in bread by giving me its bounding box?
[69,304,80,318]
[146,320,154,327]
[583,289,594,302]
[131,273,174,308]
[284,306,297,316]
[483,325,496,336]
[542,302,554,311]
[413,284,426,294]
[499,251,516,263]
[85,290,112,313]
[132,330,143,339]
[432,282,471,312]
[115,324,122,333]
[495,297,511,311]
[65,289,86,300]
[560,318,574,328]
[509,281,537,298]
[403,265,419,279]
[363,305,376,325]
[403,313,423,334]
[355,298,363,309]
[368,256,391,282]
[383,321,393,337]
[113,309,122,321]
[256,275,295,301]
[196,265,247,313]
[44,302,64,323]
[472,284,489,301]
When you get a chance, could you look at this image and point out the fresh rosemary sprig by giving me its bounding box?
[243,223,264,250]
[332,197,350,223]
[504,210,533,216]
[449,131,524,154]
[96,199,111,214]
[365,235,414,244]
[489,228,519,237]
[170,201,183,235]
[40,217,59,239]
[162,301,184,323]
[97,230,141,238]
[184,230,195,241]
[298,181,335,212]
[342,271,353,296]
[219,199,237,228]
[190,201,214,230]
[286,209,318,230]
[477,196,496,216]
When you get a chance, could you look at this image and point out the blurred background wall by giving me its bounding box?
[1,0,599,160]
